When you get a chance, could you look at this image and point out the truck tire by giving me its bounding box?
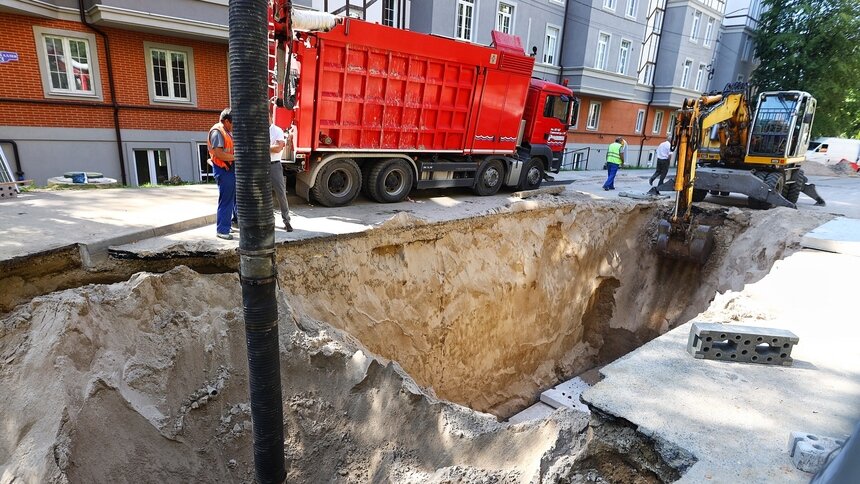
[311,158,362,207]
[748,171,783,209]
[361,160,378,199]
[519,157,544,190]
[783,169,805,204]
[692,189,708,202]
[368,158,413,203]
[473,158,505,196]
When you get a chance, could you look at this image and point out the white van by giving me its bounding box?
[805,137,860,165]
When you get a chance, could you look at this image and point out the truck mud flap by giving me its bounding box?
[656,167,796,209]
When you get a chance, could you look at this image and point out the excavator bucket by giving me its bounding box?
[656,219,716,265]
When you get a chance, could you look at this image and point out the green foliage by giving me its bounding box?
[751,0,860,138]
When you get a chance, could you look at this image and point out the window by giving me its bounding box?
[625,0,637,18]
[456,0,476,41]
[144,43,196,105]
[652,10,663,34]
[603,0,617,10]
[652,110,664,134]
[383,0,398,27]
[496,2,514,34]
[690,10,702,43]
[640,64,655,85]
[703,17,715,47]
[596,33,610,70]
[737,74,745,82]
[667,113,677,136]
[635,109,646,133]
[586,102,601,130]
[742,36,753,61]
[543,26,560,65]
[33,27,102,100]
[198,144,215,183]
[543,94,572,123]
[134,149,171,186]
[695,64,706,91]
[569,98,580,128]
[681,59,693,88]
[618,40,631,75]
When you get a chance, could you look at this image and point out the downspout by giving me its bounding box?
[229,0,285,483]
[637,0,669,167]
[557,0,570,84]
[0,139,24,179]
[78,0,127,185]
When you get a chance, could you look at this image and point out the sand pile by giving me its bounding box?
[1,266,691,483]
[801,160,859,177]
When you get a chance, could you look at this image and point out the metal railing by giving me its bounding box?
[560,147,591,171]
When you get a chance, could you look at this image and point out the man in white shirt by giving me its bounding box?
[650,137,673,187]
[269,112,293,232]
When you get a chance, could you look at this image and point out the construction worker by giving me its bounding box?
[208,108,237,240]
[649,136,673,191]
[603,137,625,191]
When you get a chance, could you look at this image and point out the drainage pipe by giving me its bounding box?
[0,139,23,180]
[229,0,286,483]
[78,0,127,185]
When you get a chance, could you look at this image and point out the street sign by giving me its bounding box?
[0,52,19,64]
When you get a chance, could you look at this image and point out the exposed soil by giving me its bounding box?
[0,194,833,483]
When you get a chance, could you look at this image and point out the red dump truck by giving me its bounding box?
[272,13,574,206]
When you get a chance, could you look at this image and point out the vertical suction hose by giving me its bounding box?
[229,0,286,482]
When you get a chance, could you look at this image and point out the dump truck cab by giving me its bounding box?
[521,79,574,173]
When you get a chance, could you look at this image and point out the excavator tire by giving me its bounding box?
[748,171,783,210]
[784,169,806,204]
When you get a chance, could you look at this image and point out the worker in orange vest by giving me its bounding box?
[208,108,237,240]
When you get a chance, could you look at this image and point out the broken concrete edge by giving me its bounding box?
[511,185,566,199]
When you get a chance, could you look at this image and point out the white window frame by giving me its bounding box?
[635,109,646,133]
[617,39,632,75]
[690,10,702,43]
[625,0,638,18]
[595,32,611,71]
[382,0,398,27]
[652,110,664,134]
[737,74,745,82]
[197,143,215,183]
[543,24,561,65]
[681,58,693,88]
[33,27,103,101]
[456,0,477,42]
[144,42,197,106]
[133,149,172,186]
[495,1,515,34]
[603,0,617,11]
[703,17,715,47]
[586,102,601,131]
[742,36,753,61]
[695,63,706,91]
[667,112,677,136]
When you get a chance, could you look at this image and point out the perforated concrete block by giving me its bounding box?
[687,322,799,366]
[539,376,590,413]
[788,431,846,473]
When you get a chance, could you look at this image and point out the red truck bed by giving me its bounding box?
[294,19,535,156]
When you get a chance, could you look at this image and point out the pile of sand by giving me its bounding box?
[801,160,859,177]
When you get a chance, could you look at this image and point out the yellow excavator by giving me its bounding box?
[655,83,823,264]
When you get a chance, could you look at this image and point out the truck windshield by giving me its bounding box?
[543,95,571,123]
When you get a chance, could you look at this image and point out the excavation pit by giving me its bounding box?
[0,196,831,482]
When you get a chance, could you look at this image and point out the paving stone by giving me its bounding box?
[788,431,847,473]
[540,377,591,413]
[687,322,799,366]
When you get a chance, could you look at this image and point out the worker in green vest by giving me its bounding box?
[603,137,626,191]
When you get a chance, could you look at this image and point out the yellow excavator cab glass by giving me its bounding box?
[748,91,816,160]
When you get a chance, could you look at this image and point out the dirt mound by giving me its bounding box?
[1,266,689,483]
[801,160,859,177]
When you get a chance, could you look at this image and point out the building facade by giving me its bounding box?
[2,0,750,186]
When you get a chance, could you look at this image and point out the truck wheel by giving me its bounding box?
[473,158,505,196]
[311,158,362,207]
[692,189,708,202]
[520,157,544,190]
[361,160,378,199]
[783,169,805,203]
[368,158,414,203]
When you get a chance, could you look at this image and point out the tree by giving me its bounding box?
[751,0,860,138]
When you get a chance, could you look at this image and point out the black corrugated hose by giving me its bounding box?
[228,0,286,482]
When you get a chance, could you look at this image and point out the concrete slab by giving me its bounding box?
[801,217,860,256]
[582,249,860,483]
[540,377,591,414]
[506,402,556,425]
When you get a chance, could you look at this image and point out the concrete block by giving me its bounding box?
[507,402,555,424]
[540,376,591,413]
[687,322,799,366]
[802,218,860,257]
[788,431,846,473]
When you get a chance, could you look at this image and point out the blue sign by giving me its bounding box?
[0,52,19,64]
